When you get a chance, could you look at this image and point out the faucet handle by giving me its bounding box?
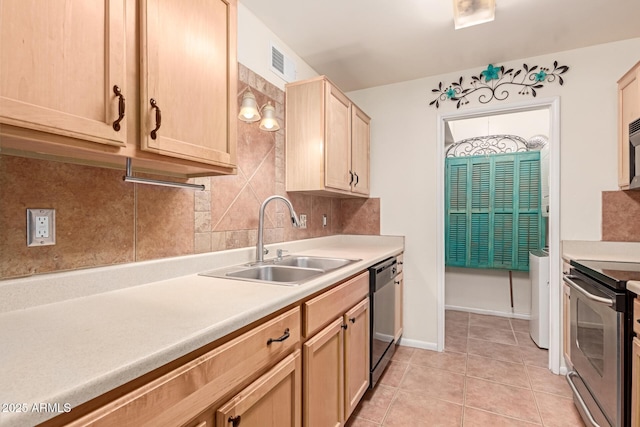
[263,248,269,255]
[276,249,289,260]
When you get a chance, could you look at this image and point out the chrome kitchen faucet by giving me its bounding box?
[256,196,300,263]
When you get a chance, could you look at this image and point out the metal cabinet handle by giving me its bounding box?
[150,98,162,140]
[563,275,613,306]
[228,415,241,427]
[354,173,359,186]
[566,371,602,427]
[112,85,125,131]
[349,317,356,323]
[266,328,290,345]
[341,324,348,330]
[349,170,354,185]
[394,280,401,285]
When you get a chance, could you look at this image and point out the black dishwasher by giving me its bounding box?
[369,256,397,388]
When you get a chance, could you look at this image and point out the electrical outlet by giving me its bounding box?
[322,214,327,228]
[299,214,307,229]
[27,209,56,247]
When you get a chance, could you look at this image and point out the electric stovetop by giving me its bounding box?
[571,259,640,290]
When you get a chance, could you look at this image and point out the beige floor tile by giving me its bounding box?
[446,321,470,337]
[399,364,465,405]
[469,325,517,345]
[383,390,463,426]
[378,360,408,388]
[463,407,541,426]
[466,355,530,389]
[519,346,549,368]
[510,318,530,334]
[467,338,523,364]
[345,416,381,427]
[534,391,586,427]
[469,313,512,331]
[465,377,541,424]
[526,365,572,397]
[391,345,415,363]
[445,332,469,353]
[350,384,395,424]
[515,331,542,349]
[446,310,470,322]
[410,348,467,374]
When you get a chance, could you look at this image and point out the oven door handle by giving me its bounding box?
[566,371,602,427]
[563,275,613,307]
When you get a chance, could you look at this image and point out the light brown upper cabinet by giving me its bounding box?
[618,60,640,189]
[140,0,237,169]
[0,0,237,178]
[286,76,370,197]
[0,0,127,147]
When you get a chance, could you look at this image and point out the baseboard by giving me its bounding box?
[445,304,531,320]
[396,337,438,351]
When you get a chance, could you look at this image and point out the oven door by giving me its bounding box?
[565,274,623,427]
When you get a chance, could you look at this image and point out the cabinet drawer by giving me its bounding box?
[634,298,640,336]
[304,271,369,337]
[68,307,300,427]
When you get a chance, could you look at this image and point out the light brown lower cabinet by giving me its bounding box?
[302,271,370,427]
[216,350,301,427]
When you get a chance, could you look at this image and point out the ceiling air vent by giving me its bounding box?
[270,42,296,82]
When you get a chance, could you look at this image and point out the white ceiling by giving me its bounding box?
[240,0,640,92]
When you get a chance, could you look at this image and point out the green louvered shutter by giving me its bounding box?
[445,151,544,271]
[445,160,468,266]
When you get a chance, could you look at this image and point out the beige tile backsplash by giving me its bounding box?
[0,64,380,280]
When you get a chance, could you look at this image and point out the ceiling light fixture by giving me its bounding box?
[238,89,281,132]
[452,0,495,30]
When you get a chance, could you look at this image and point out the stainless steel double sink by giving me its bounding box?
[200,255,361,286]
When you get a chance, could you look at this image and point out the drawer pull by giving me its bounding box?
[266,328,290,345]
[150,98,162,140]
[228,415,241,426]
[112,85,125,131]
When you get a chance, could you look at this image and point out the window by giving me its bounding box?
[445,151,544,271]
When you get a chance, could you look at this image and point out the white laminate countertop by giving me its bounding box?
[0,235,404,427]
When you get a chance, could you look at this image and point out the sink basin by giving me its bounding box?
[226,265,324,284]
[199,255,361,286]
[274,256,358,272]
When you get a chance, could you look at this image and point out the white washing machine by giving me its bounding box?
[529,250,549,349]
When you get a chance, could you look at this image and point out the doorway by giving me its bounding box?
[436,97,563,374]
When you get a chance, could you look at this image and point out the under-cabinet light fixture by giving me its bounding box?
[238,88,281,132]
[453,0,495,30]
[122,158,205,191]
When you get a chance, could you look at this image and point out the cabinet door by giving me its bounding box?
[216,350,301,427]
[343,298,369,421]
[0,0,127,147]
[303,318,344,427]
[141,0,237,168]
[394,272,404,342]
[618,64,640,189]
[350,105,370,196]
[632,337,640,427]
[324,83,351,192]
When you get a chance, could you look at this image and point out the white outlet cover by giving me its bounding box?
[27,209,56,246]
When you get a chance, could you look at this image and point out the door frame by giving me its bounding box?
[436,97,563,374]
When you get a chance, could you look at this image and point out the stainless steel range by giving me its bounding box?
[564,260,639,427]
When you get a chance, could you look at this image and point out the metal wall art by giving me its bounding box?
[445,134,529,157]
[430,61,569,108]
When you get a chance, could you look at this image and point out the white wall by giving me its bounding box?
[447,109,549,144]
[348,38,640,347]
[237,3,319,90]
